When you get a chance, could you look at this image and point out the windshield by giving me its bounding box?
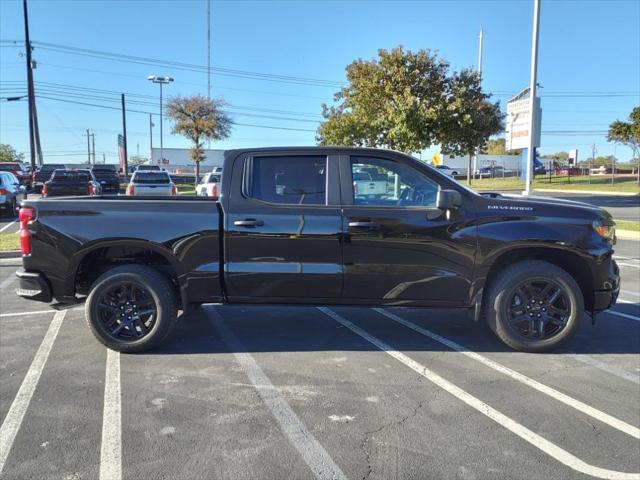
[132,172,171,184]
[52,170,92,182]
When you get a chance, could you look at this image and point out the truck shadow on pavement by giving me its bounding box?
[148,304,640,356]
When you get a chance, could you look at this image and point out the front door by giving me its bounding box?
[341,155,477,306]
[224,152,343,302]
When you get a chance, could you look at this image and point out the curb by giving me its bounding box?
[0,251,21,259]
[534,188,639,197]
[616,230,640,241]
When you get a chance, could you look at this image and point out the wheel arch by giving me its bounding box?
[70,240,187,309]
[480,245,595,312]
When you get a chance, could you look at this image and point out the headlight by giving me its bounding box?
[593,220,615,240]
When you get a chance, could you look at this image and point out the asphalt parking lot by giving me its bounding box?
[0,240,638,480]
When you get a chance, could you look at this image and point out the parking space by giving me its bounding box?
[0,242,638,480]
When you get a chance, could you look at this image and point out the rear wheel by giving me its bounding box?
[85,265,178,353]
[485,260,583,352]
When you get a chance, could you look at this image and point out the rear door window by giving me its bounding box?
[246,155,327,205]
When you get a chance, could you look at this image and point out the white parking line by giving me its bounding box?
[372,308,640,439]
[0,307,83,318]
[617,262,640,269]
[99,349,121,480]
[606,310,640,322]
[0,311,66,474]
[0,221,17,233]
[621,290,640,298]
[319,307,640,480]
[567,354,639,385]
[208,307,347,480]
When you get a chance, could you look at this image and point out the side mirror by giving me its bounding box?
[436,189,462,210]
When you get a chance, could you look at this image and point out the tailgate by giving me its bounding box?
[134,184,173,196]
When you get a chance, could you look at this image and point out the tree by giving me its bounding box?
[0,144,25,163]
[481,138,521,156]
[607,106,640,183]
[165,95,232,183]
[128,155,148,166]
[317,46,503,169]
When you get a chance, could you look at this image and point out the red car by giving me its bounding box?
[0,162,31,187]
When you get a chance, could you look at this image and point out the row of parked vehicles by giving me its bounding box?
[1,162,224,217]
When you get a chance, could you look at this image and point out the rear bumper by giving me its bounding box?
[15,269,52,303]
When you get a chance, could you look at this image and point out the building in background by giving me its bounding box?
[149,148,224,173]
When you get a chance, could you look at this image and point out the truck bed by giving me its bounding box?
[21,195,223,307]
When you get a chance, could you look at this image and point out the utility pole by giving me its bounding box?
[103,153,106,164]
[85,129,91,164]
[137,142,140,157]
[23,0,36,170]
[589,143,595,185]
[207,0,212,149]
[121,94,129,181]
[32,100,43,165]
[149,114,154,160]
[91,133,96,165]
[524,0,540,196]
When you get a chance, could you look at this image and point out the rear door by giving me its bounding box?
[224,151,342,301]
[340,154,477,307]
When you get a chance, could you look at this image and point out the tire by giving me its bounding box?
[10,198,17,218]
[484,260,583,352]
[85,265,178,353]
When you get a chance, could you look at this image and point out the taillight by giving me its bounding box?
[210,184,218,197]
[171,185,177,196]
[0,188,7,195]
[42,184,49,197]
[19,207,34,255]
[32,172,36,181]
[127,185,134,195]
[88,184,94,195]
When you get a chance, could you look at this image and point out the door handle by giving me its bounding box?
[234,219,264,227]
[348,221,379,229]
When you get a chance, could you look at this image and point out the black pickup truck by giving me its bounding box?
[16,147,619,353]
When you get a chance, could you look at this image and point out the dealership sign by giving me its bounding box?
[505,90,542,151]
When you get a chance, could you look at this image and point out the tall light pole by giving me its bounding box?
[147,75,173,165]
[524,0,541,196]
[472,27,484,181]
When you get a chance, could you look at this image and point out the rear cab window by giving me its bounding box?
[245,155,327,205]
[132,172,171,184]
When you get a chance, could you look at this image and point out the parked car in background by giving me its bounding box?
[0,171,27,217]
[196,172,221,197]
[126,170,176,196]
[477,165,505,177]
[212,166,223,174]
[32,164,66,192]
[42,169,101,197]
[0,162,31,188]
[90,164,120,193]
[352,169,388,198]
[435,165,459,176]
[136,164,162,172]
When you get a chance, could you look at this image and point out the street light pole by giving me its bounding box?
[147,75,173,166]
[159,80,163,165]
[524,0,541,196]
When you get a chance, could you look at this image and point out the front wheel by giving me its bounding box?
[85,265,178,353]
[484,260,583,352]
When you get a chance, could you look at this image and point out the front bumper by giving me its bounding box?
[592,259,620,311]
[15,269,52,303]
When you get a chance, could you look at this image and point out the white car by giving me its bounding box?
[126,171,176,196]
[196,172,221,197]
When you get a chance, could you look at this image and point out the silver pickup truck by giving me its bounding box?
[125,170,177,196]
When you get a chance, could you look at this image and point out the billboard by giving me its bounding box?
[506,95,542,151]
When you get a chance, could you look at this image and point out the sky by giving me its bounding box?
[0,0,638,165]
